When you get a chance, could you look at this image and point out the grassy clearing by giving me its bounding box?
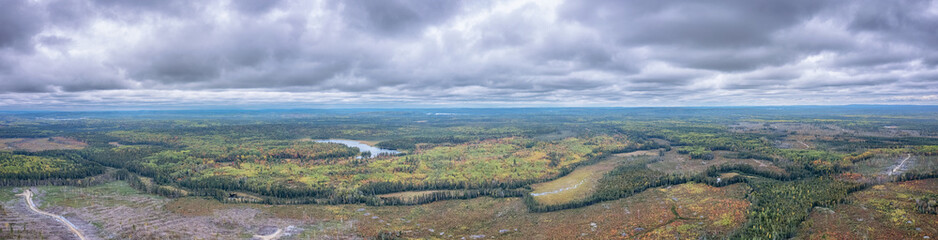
[0,188,17,202]
[529,151,655,205]
[647,150,785,175]
[719,172,740,179]
[294,221,357,239]
[35,181,154,209]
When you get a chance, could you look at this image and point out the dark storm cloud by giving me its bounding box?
[231,0,283,15]
[0,0,936,108]
[559,0,831,47]
[331,0,465,37]
[0,0,44,52]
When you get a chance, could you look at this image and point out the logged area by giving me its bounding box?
[1,106,938,239]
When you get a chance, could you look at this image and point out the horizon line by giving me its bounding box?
[2,104,938,113]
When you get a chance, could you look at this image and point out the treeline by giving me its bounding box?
[524,162,688,212]
[731,177,863,239]
[676,146,714,160]
[80,146,174,183]
[376,136,474,151]
[113,169,188,198]
[178,175,333,199]
[360,180,536,195]
[188,141,361,163]
[618,121,865,173]
[523,161,816,213]
[367,188,526,206]
[703,164,804,181]
[895,170,938,182]
[115,169,289,202]
[0,168,115,187]
[361,143,653,195]
[0,151,105,181]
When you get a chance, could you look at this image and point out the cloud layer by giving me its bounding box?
[1,0,936,109]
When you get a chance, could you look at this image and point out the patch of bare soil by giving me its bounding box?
[0,189,81,240]
[18,185,314,239]
[58,196,311,239]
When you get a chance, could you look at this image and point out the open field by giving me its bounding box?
[647,150,786,175]
[530,150,657,205]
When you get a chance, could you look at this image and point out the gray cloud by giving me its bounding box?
[0,0,44,52]
[331,0,465,37]
[0,0,936,109]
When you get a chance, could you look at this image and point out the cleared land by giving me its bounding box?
[19,189,87,240]
[1,182,309,239]
[852,152,938,181]
[647,150,785,175]
[0,180,751,239]
[529,150,656,206]
[0,188,81,240]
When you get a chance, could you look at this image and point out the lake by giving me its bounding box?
[315,139,400,158]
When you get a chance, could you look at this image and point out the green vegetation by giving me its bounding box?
[2,106,938,238]
[0,151,103,182]
[733,177,862,239]
[677,146,713,160]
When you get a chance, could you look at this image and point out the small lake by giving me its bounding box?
[315,139,400,158]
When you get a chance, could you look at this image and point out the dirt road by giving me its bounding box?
[253,228,283,240]
[17,189,88,240]
[890,154,912,176]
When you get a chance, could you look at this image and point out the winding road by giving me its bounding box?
[17,189,87,240]
[252,228,283,240]
[890,153,913,176]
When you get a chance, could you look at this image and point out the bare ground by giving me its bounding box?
[4,182,314,239]
[0,188,81,240]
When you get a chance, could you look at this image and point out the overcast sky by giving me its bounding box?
[1,0,937,110]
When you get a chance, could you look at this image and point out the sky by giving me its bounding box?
[1,0,937,110]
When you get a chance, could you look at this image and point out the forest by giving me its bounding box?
[2,106,938,238]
